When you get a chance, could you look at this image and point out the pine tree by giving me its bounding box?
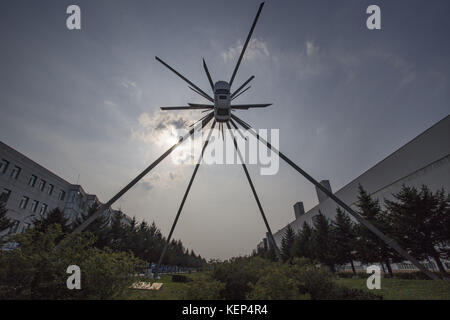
[311,211,338,272]
[107,211,127,251]
[33,208,71,233]
[280,225,295,263]
[332,208,357,274]
[385,185,449,277]
[354,185,400,277]
[293,222,313,260]
[72,203,110,248]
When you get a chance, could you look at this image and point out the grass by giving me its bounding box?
[125,272,203,300]
[125,272,450,300]
[335,277,450,300]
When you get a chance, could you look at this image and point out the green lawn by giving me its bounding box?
[335,278,450,300]
[125,272,203,300]
[125,272,450,300]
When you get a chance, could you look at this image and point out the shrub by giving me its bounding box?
[247,264,309,300]
[0,224,140,299]
[77,248,138,299]
[211,256,268,299]
[183,273,225,300]
[209,257,382,300]
[289,260,336,299]
[393,272,436,280]
[330,286,383,300]
[336,272,367,279]
[172,274,191,283]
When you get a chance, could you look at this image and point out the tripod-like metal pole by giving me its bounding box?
[231,114,440,280]
[226,121,280,257]
[72,113,214,234]
[154,120,217,278]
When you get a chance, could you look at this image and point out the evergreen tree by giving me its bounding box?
[311,211,338,272]
[385,185,449,277]
[354,185,400,277]
[264,238,278,262]
[293,222,313,260]
[65,205,205,269]
[107,211,127,251]
[332,208,357,274]
[72,203,110,248]
[33,208,71,233]
[280,225,295,263]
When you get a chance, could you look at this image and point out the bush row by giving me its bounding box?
[183,257,382,300]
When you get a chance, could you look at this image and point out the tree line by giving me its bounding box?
[258,185,450,278]
[0,202,206,269]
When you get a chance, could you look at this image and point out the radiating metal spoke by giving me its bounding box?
[156,56,214,102]
[231,76,254,98]
[229,2,265,87]
[226,121,280,257]
[231,114,440,280]
[231,86,251,101]
[189,86,213,101]
[71,113,214,234]
[203,58,215,92]
[154,120,217,277]
[189,112,214,127]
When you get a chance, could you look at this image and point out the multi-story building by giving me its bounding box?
[258,115,450,272]
[0,141,129,235]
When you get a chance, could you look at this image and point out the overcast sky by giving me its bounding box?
[0,0,449,259]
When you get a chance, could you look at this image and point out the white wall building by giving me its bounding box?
[259,115,450,271]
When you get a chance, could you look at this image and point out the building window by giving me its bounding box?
[10,166,21,179]
[68,191,76,203]
[1,188,11,203]
[47,184,54,195]
[19,196,29,209]
[38,179,46,191]
[28,175,37,187]
[58,190,66,201]
[9,220,20,234]
[0,159,9,174]
[22,222,31,233]
[30,200,39,213]
[39,203,48,216]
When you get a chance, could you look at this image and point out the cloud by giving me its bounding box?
[120,79,137,88]
[139,173,161,191]
[131,110,203,165]
[169,171,183,181]
[104,100,118,108]
[117,78,143,103]
[132,111,190,145]
[156,118,187,132]
[139,170,184,192]
[316,126,325,135]
[306,41,319,57]
[366,51,417,89]
[221,38,269,63]
[140,181,154,191]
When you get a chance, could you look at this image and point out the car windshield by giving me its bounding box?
[215,89,230,94]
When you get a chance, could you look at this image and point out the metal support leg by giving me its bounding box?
[71,113,214,234]
[226,121,280,257]
[154,120,217,278]
[231,115,439,280]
